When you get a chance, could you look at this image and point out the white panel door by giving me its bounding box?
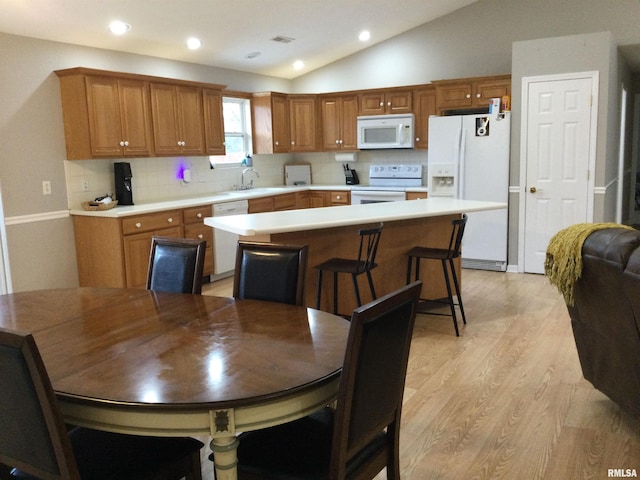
[523,77,593,273]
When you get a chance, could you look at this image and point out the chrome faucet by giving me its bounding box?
[241,168,259,189]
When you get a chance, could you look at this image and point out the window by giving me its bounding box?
[209,96,252,167]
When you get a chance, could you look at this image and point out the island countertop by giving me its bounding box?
[204,197,506,236]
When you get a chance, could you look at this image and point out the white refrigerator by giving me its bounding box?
[427,113,510,271]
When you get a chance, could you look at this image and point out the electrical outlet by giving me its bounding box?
[42,180,51,195]
[80,179,89,192]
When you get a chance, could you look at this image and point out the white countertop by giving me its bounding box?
[69,184,428,218]
[204,198,507,236]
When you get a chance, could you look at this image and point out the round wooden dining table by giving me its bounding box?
[0,287,350,480]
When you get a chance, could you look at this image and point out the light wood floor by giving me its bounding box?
[198,270,640,479]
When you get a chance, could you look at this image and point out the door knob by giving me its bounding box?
[529,186,537,193]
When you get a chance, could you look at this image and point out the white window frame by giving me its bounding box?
[209,96,253,167]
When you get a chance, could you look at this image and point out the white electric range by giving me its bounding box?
[350,164,423,204]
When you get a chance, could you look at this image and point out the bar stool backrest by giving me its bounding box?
[355,223,384,274]
[447,214,468,259]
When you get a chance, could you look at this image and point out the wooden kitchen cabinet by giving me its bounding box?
[307,191,329,208]
[320,94,358,151]
[248,196,275,213]
[329,191,350,205]
[413,86,436,149]
[406,192,428,200]
[73,206,221,290]
[273,193,298,211]
[150,83,205,155]
[289,95,318,152]
[56,70,154,159]
[434,75,511,114]
[202,88,226,156]
[359,89,413,115]
[183,205,214,276]
[122,210,184,288]
[252,92,290,154]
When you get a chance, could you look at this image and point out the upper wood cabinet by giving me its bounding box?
[56,71,154,159]
[433,75,511,114]
[252,92,290,154]
[359,89,412,115]
[150,83,205,156]
[55,68,226,160]
[320,94,358,151]
[413,86,436,149]
[202,88,226,156]
[288,95,318,152]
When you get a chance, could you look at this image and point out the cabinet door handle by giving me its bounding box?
[198,234,204,239]
[379,102,384,107]
[387,101,391,106]
[120,141,126,147]
[336,195,341,200]
[167,217,173,223]
[197,213,202,218]
[476,93,481,98]
[466,94,471,99]
[135,222,142,228]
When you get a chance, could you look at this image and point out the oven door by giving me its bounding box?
[350,190,406,204]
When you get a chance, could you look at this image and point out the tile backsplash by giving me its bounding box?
[64,149,427,209]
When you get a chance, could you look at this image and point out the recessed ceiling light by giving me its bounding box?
[186,37,202,50]
[292,60,305,70]
[359,30,371,42]
[109,20,131,36]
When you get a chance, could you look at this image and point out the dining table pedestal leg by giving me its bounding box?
[210,435,240,480]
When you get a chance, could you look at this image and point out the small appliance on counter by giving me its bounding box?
[343,164,359,185]
[284,163,312,185]
[114,162,134,206]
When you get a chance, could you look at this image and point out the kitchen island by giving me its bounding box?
[205,198,506,314]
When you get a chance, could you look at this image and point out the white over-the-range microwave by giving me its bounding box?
[356,113,414,149]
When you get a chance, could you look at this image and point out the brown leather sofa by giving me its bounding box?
[566,227,640,417]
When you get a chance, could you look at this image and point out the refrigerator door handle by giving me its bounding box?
[458,127,466,199]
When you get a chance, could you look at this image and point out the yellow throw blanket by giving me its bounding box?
[545,223,635,306]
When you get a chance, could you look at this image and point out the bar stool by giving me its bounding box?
[406,214,467,336]
[315,223,383,316]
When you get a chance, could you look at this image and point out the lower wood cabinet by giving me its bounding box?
[183,205,214,277]
[73,205,213,289]
[406,192,428,200]
[73,191,363,288]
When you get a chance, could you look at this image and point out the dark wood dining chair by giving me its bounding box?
[0,327,204,480]
[233,241,309,306]
[147,236,207,294]
[231,281,422,480]
[315,223,383,316]
[406,213,468,336]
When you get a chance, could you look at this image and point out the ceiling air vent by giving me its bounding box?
[271,36,295,44]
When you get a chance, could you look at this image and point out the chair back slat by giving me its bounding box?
[448,214,468,259]
[355,223,384,274]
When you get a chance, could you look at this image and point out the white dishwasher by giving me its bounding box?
[212,199,249,275]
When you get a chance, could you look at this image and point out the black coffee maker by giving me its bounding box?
[114,162,134,205]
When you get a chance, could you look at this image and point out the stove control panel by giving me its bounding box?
[369,164,423,187]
